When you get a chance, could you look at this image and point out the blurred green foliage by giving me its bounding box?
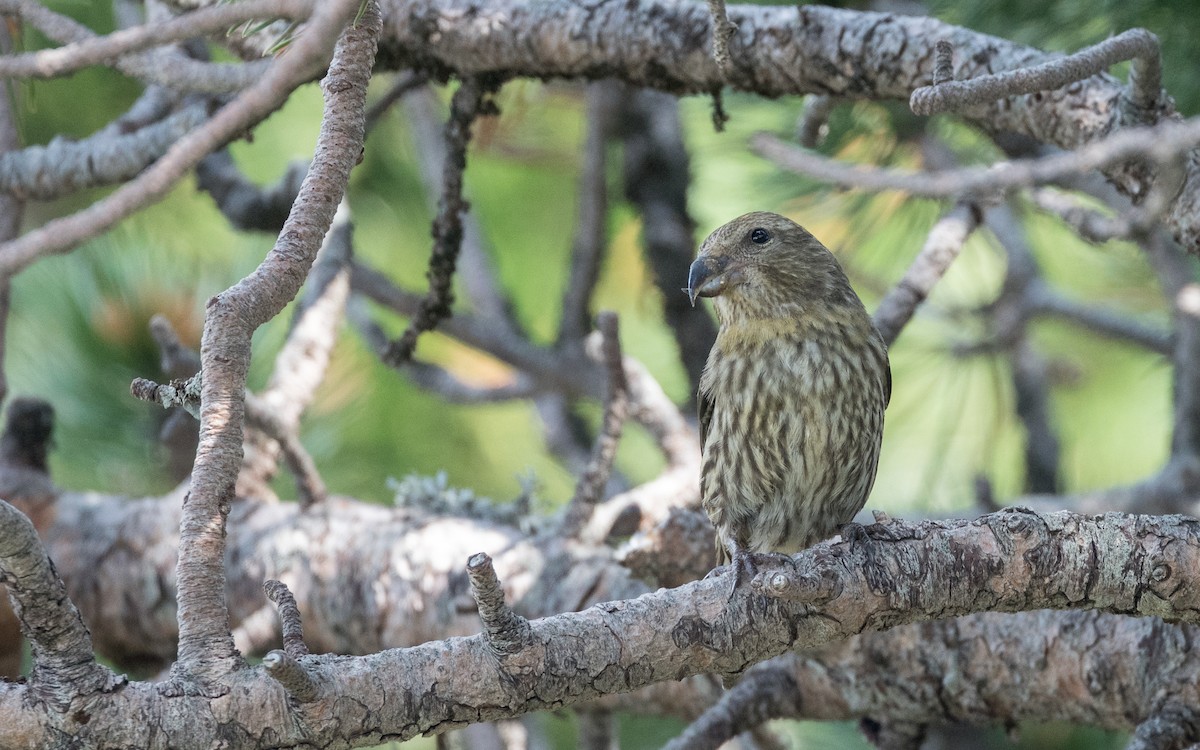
[5,0,1194,747]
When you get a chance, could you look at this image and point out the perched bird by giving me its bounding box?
[688,212,890,589]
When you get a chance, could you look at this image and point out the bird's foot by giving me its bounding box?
[727,550,759,601]
[726,551,796,601]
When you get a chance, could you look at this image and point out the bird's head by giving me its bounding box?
[687,212,857,322]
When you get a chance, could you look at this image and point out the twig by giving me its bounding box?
[795,94,837,148]
[130,374,203,418]
[131,372,327,504]
[873,202,982,346]
[751,115,1200,201]
[196,150,308,233]
[238,203,351,502]
[663,664,799,750]
[1011,339,1060,493]
[401,85,516,331]
[560,313,630,538]
[0,0,293,92]
[263,579,308,658]
[705,0,737,76]
[1030,188,1131,243]
[244,394,328,507]
[352,262,582,395]
[262,649,321,702]
[910,29,1161,118]
[364,71,429,131]
[163,0,378,694]
[557,84,614,346]
[984,202,1062,493]
[932,39,955,86]
[383,75,500,367]
[1024,282,1171,354]
[466,552,531,656]
[0,101,208,201]
[150,314,201,379]
[0,0,346,276]
[615,86,710,399]
[404,362,540,403]
[0,499,121,709]
[581,353,701,545]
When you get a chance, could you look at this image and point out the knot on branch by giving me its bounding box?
[466,552,531,656]
[755,563,840,604]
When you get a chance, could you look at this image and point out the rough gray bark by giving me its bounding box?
[9,480,1200,748]
[4,0,1200,748]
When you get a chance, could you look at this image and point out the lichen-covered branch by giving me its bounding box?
[383,75,499,366]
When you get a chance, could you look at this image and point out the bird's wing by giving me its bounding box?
[884,360,892,408]
[698,387,714,450]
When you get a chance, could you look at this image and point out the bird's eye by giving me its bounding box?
[750,227,771,245]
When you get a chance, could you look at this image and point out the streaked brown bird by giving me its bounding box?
[688,212,890,588]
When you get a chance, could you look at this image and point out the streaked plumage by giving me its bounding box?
[687,212,890,583]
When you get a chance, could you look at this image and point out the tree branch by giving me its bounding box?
[560,313,629,537]
[0,500,122,710]
[752,116,1200,202]
[873,202,982,346]
[0,0,345,274]
[0,0,312,83]
[401,84,517,330]
[237,202,351,501]
[909,29,1162,121]
[664,663,798,750]
[0,99,209,200]
[196,150,309,233]
[168,0,377,694]
[383,75,499,366]
[556,83,613,347]
[615,86,711,400]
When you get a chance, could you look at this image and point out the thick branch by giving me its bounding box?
[0,500,121,710]
[21,489,1200,747]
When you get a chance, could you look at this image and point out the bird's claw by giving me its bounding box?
[725,551,796,601]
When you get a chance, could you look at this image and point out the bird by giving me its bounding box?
[687,212,891,591]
